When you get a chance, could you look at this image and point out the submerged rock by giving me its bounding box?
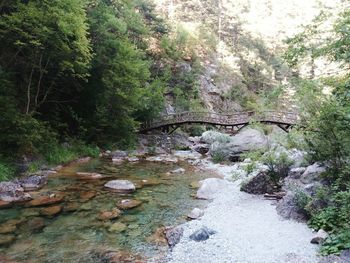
[167,168,186,175]
[27,217,46,232]
[79,191,96,202]
[147,227,168,245]
[40,205,62,217]
[98,250,145,263]
[116,199,142,210]
[25,193,64,207]
[0,223,17,234]
[76,172,103,180]
[187,208,204,220]
[98,208,121,221]
[196,178,228,200]
[104,180,136,193]
[0,234,16,246]
[108,222,127,233]
[189,226,216,242]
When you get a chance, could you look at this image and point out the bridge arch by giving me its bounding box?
[140,111,299,134]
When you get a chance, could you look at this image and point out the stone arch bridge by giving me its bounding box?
[140,111,299,134]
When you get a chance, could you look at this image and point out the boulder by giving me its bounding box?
[25,193,64,207]
[196,178,228,200]
[104,180,136,193]
[288,167,306,179]
[111,150,128,158]
[0,182,32,203]
[240,172,276,195]
[193,144,210,155]
[98,208,121,221]
[189,227,216,242]
[19,175,47,191]
[116,199,142,210]
[76,172,103,180]
[40,205,62,217]
[187,208,204,219]
[165,226,184,247]
[300,163,326,184]
[276,192,308,221]
[311,229,329,244]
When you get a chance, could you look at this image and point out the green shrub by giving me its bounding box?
[320,230,350,255]
[212,151,227,164]
[0,160,15,182]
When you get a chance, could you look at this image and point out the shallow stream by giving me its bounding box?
[0,158,214,262]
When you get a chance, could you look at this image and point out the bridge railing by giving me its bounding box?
[141,111,299,131]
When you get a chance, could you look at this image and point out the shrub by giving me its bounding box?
[0,160,15,182]
[212,151,227,164]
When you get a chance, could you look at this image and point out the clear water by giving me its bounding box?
[0,159,214,262]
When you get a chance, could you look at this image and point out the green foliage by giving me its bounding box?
[320,230,350,255]
[0,160,15,182]
[212,151,227,164]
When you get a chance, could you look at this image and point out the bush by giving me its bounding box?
[0,160,15,182]
[261,151,294,184]
[212,151,227,164]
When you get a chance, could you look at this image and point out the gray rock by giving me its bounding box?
[311,229,329,244]
[341,249,350,262]
[0,182,32,202]
[187,208,204,219]
[19,175,47,191]
[240,172,276,195]
[111,150,128,158]
[189,226,216,242]
[168,168,186,175]
[193,144,210,155]
[104,180,136,193]
[300,163,326,184]
[165,226,184,248]
[288,167,306,179]
[276,192,308,221]
[196,178,228,200]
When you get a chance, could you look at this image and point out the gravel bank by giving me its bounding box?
[166,162,319,263]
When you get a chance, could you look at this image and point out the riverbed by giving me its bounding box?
[0,158,215,262]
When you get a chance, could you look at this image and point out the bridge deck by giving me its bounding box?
[140,111,299,133]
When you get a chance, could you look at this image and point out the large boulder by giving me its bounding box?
[300,163,326,184]
[196,178,228,200]
[276,192,309,221]
[240,172,276,195]
[104,180,136,193]
[165,226,184,248]
[208,128,268,160]
[189,226,216,242]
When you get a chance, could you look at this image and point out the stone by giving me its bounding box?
[288,167,306,179]
[64,202,79,212]
[187,208,204,220]
[140,179,162,187]
[104,180,136,193]
[126,157,139,162]
[147,227,168,245]
[99,251,144,263]
[98,208,121,221]
[40,205,62,217]
[19,175,47,191]
[25,194,64,207]
[340,249,350,262]
[190,181,200,189]
[167,168,185,175]
[300,163,326,184]
[112,150,128,158]
[193,144,210,155]
[276,192,308,221]
[108,222,127,233]
[240,172,276,195]
[0,223,17,234]
[196,178,228,200]
[76,172,103,180]
[311,229,329,244]
[0,235,16,246]
[116,199,142,210]
[27,217,46,232]
[189,227,216,242]
[165,226,184,247]
[79,191,96,202]
[0,200,11,209]
[0,182,32,203]
[112,157,125,164]
[128,223,139,230]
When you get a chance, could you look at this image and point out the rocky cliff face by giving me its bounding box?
[153,0,344,112]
